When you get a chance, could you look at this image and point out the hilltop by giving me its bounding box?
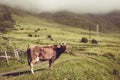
[38,11,120,33]
[0,5,15,33]
[0,4,120,33]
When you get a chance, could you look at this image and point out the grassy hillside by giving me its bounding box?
[0,5,15,33]
[1,54,120,80]
[0,5,120,80]
[39,11,120,33]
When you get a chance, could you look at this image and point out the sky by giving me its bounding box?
[0,0,120,14]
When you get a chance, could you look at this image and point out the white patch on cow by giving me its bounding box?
[30,63,33,67]
[36,57,39,62]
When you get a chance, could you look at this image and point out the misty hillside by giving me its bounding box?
[0,4,120,33]
[0,5,15,33]
[39,11,120,33]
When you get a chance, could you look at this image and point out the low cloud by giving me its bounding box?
[0,0,120,14]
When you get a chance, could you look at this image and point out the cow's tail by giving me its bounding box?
[27,45,31,66]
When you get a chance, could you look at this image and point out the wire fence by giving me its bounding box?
[0,48,26,65]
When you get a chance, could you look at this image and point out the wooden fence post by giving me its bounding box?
[96,24,99,40]
[5,51,9,65]
[14,49,20,61]
[89,25,91,41]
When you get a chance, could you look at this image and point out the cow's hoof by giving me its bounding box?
[32,72,34,74]
[31,71,34,74]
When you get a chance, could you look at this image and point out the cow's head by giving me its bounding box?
[54,43,67,53]
[60,43,67,53]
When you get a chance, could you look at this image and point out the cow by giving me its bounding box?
[27,43,66,74]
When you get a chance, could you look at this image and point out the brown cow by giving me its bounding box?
[27,43,66,74]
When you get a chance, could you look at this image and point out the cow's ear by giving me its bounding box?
[53,45,57,48]
[57,45,61,48]
[61,43,66,46]
[28,44,30,48]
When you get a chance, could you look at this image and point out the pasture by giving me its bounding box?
[0,13,120,80]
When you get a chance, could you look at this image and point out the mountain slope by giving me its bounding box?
[0,4,120,33]
[39,11,120,33]
[0,5,15,33]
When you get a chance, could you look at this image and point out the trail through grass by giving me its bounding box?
[1,54,120,80]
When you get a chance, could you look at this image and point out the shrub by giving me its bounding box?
[35,30,37,32]
[37,28,40,31]
[50,38,54,41]
[28,34,32,37]
[91,39,98,44]
[35,34,37,37]
[34,34,39,37]
[112,69,119,76]
[47,35,52,39]
[21,28,24,30]
[81,37,88,43]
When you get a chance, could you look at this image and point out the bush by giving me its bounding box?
[112,69,119,76]
[37,28,40,31]
[34,34,39,37]
[35,28,40,32]
[21,28,24,30]
[81,37,88,43]
[50,38,54,41]
[28,34,32,37]
[35,34,37,37]
[91,39,98,44]
[35,30,37,32]
[47,35,52,39]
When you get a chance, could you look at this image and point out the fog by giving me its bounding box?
[0,0,120,14]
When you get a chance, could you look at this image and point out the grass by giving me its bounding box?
[0,54,120,80]
[0,12,120,80]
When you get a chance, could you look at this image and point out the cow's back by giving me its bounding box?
[39,47,56,60]
[30,45,56,61]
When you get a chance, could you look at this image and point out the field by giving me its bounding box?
[0,13,120,80]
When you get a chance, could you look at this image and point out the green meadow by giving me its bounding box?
[0,12,120,80]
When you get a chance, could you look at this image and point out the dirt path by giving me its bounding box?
[0,56,77,76]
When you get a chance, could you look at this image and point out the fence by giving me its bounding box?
[0,48,20,65]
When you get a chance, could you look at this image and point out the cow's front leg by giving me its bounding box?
[49,59,54,70]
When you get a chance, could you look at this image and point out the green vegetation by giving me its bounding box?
[0,5,15,33]
[39,11,120,33]
[0,54,120,80]
[0,5,120,80]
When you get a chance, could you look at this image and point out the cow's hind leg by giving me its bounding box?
[30,62,34,74]
[49,58,55,70]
